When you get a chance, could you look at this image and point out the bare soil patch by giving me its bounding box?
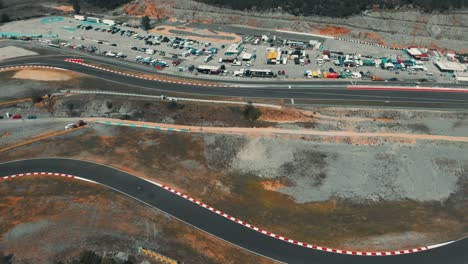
[12,69,80,82]
[0,126,466,251]
[0,177,273,264]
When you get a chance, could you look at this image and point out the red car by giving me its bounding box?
[172,59,181,66]
[12,114,22,119]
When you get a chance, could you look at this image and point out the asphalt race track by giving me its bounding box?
[1,55,468,109]
[1,159,467,264]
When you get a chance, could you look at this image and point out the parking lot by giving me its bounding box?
[0,15,460,83]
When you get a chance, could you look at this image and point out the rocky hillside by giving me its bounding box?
[194,0,468,18]
[118,0,468,52]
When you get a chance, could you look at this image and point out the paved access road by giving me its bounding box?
[1,158,467,264]
[1,55,468,109]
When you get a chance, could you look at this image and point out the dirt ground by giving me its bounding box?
[1,125,466,252]
[11,69,81,82]
[150,25,242,43]
[0,176,272,264]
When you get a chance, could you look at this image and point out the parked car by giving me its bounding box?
[27,115,37,119]
[65,123,77,130]
[131,46,138,51]
[12,114,22,119]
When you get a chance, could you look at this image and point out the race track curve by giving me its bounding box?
[1,158,467,264]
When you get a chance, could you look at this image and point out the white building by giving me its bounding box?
[103,19,116,26]
[74,15,86,21]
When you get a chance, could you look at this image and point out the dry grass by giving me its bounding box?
[0,176,274,264]
[0,127,466,251]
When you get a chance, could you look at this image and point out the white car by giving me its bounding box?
[65,123,77,130]
[105,51,116,57]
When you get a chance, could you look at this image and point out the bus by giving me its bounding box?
[244,69,276,78]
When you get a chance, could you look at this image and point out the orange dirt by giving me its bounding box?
[0,177,272,264]
[11,68,81,82]
[319,26,351,37]
[123,0,174,20]
[259,108,313,123]
[261,180,287,191]
[364,32,384,45]
[51,5,74,12]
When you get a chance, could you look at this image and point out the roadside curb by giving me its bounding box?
[64,58,238,88]
[0,172,95,184]
[0,65,66,71]
[0,171,447,257]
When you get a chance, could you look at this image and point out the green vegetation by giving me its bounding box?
[84,0,131,9]
[0,13,9,23]
[141,15,151,31]
[0,252,13,264]
[243,102,262,121]
[194,0,468,17]
[72,0,81,14]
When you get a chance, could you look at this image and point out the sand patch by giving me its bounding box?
[12,69,78,81]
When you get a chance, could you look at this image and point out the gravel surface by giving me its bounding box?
[0,46,38,61]
[1,220,51,242]
[0,118,78,146]
[205,135,468,203]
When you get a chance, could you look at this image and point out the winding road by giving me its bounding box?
[1,158,467,264]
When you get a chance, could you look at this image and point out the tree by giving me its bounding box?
[78,250,101,264]
[0,13,9,23]
[72,0,81,14]
[242,102,261,121]
[141,15,151,30]
[0,252,14,264]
